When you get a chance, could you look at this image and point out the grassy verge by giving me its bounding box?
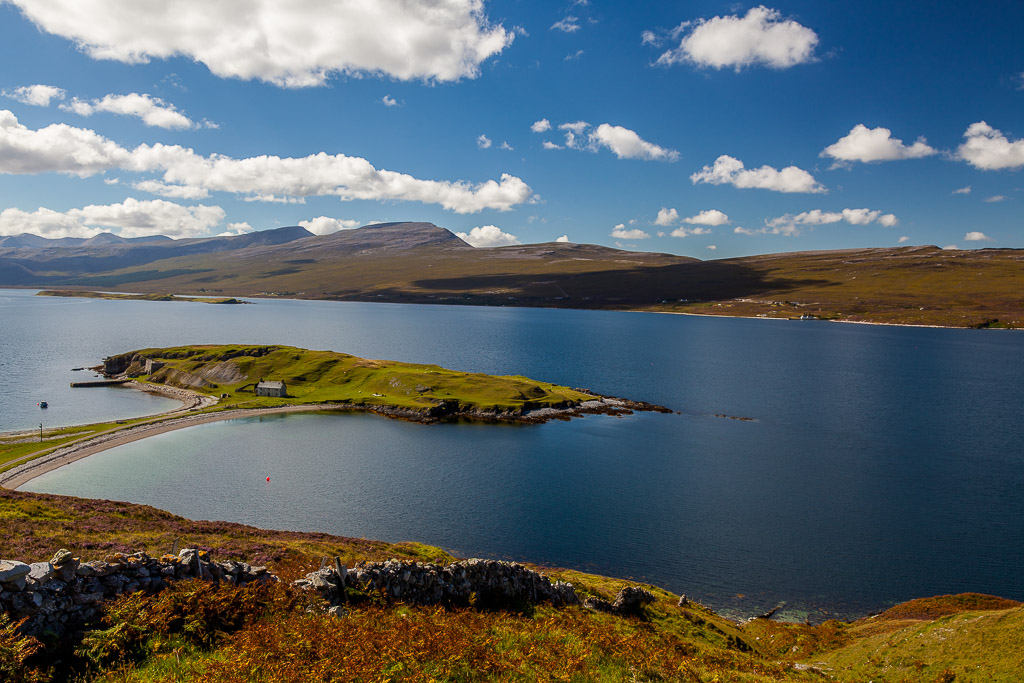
[1,425,117,470]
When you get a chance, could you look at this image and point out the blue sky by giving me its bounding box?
[0,0,1022,258]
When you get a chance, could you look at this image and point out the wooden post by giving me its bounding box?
[39,424,43,442]
[333,556,347,603]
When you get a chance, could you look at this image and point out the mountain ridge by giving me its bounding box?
[1,222,1021,327]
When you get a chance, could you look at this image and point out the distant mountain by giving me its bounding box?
[2,222,1022,327]
[0,232,175,249]
[0,233,82,249]
[0,225,314,285]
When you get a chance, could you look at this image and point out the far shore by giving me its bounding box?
[648,309,974,330]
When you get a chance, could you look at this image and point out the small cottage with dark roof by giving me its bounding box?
[255,380,287,397]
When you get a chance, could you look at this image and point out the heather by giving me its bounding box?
[3,487,1024,681]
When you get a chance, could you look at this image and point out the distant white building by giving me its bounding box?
[255,380,287,397]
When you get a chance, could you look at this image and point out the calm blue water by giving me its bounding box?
[5,288,1024,621]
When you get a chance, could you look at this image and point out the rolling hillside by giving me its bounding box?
[2,222,1021,327]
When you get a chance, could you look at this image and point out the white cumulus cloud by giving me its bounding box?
[654,207,679,226]
[0,109,131,176]
[821,124,937,164]
[958,121,1024,170]
[221,222,254,236]
[753,208,898,236]
[455,224,520,247]
[684,209,729,226]
[132,179,210,199]
[656,6,818,71]
[610,223,649,239]
[547,121,677,161]
[691,154,824,193]
[7,0,514,87]
[591,123,679,161]
[62,92,196,129]
[0,110,532,213]
[0,206,96,239]
[0,197,225,239]
[299,216,361,235]
[555,234,570,242]
[670,226,712,238]
[476,134,492,149]
[131,144,533,213]
[984,195,1008,203]
[382,95,399,107]
[964,231,992,241]
[706,244,717,250]
[3,84,66,107]
[952,185,971,195]
[898,236,909,243]
[530,118,551,133]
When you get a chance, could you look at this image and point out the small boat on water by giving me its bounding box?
[38,401,48,408]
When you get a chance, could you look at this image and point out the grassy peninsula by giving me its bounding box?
[1,345,660,487]
[2,487,1023,681]
[103,344,611,419]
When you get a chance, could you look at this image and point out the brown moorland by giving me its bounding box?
[2,486,1023,681]
[5,222,1021,328]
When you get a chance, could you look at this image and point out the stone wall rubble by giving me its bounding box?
[1,550,658,638]
[296,558,580,609]
[0,549,272,636]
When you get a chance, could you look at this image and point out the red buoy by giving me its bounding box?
[266,477,271,482]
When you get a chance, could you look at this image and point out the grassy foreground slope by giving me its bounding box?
[109,344,598,419]
[2,487,1022,682]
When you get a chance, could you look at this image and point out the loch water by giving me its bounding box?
[4,288,1023,621]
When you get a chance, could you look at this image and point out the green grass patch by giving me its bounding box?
[113,344,595,418]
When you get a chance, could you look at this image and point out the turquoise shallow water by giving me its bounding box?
[6,289,1024,621]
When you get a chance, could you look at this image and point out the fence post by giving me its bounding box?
[334,556,348,603]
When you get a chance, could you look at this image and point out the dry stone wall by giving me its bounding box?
[1,551,627,637]
[296,558,580,608]
[0,549,272,636]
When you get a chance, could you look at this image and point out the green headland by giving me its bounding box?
[0,345,662,486]
[103,344,617,419]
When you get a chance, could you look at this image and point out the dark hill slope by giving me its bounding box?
[1,222,1021,326]
[49,223,703,306]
